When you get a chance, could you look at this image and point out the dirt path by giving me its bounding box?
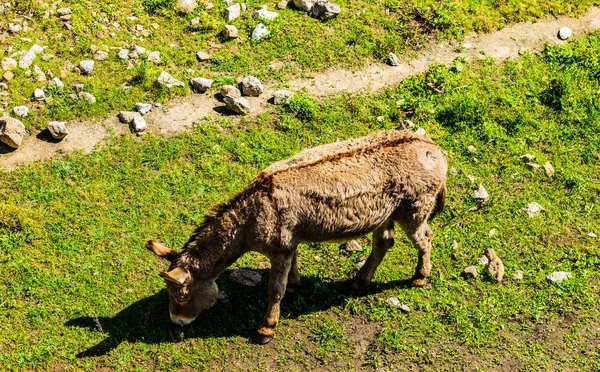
[2,8,600,171]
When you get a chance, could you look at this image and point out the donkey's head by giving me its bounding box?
[146,240,218,326]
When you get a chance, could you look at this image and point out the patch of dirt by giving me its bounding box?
[2,8,600,171]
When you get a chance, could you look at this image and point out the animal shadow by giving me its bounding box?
[66,270,412,357]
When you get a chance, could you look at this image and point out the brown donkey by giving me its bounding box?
[147,129,447,344]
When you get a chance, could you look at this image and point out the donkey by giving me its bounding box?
[146,129,447,344]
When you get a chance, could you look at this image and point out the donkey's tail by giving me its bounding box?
[429,183,446,220]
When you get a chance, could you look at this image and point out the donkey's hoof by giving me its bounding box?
[256,327,275,345]
[256,334,274,345]
[346,278,369,295]
[411,278,428,288]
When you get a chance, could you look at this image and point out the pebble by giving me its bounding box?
[57,7,71,16]
[0,83,7,90]
[147,51,160,64]
[156,71,184,88]
[544,162,554,177]
[48,77,65,88]
[118,49,129,59]
[135,102,152,115]
[1,57,17,71]
[72,83,84,92]
[132,116,147,132]
[241,76,263,96]
[78,92,96,103]
[30,44,44,55]
[589,232,597,238]
[546,271,571,282]
[0,116,26,148]
[273,90,293,105]
[222,25,239,39]
[223,95,251,115]
[345,240,363,252]
[526,163,540,171]
[47,121,69,139]
[79,60,94,75]
[196,51,210,62]
[512,271,523,280]
[293,0,315,11]
[467,145,477,153]
[229,268,262,287]
[523,202,542,218]
[13,106,29,117]
[256,6,279,20]
[33,88,45,101]
[118,111,141,124]
[19,50,36,69]
[463,266,478,278]
[472,184,489,201]
[221,85,241,98]
[187,78,211,94]
[386,297,409,312]
[251,23,269,40]
[521,154,535,162]
[94,50,109,61]
[177,0,197,13]
[485,248,504,283]
[558,26,572,40]
[277,0,288,9]
[311,0,341,20]
[388,52,399,66]
[226,3,241,22]
[467,175,476,183]
[3,71,14,82]
[477,255,489,265]
[132,45,146,55]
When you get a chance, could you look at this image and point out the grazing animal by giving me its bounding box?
[147,130,447,344]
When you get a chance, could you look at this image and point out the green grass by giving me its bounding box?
[4,0,600,130]
[1,29,600,370]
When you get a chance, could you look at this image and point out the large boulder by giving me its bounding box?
[0,116,26,148]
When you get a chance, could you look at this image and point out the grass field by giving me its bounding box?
[1,18,600,369]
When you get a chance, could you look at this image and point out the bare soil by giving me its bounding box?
[2,8,600,171]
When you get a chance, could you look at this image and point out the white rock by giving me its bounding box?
[546,271,571,282]
[196,51,210,61]
[135,103,152,115]
[30,44,44,55]
[190,78,213,92]
[230,268,262,286]
[463,266,478,278]
[79,60,94,75]
[118,111,140,124]
[147,51,160,64]
[33,88,45,101]
[558,27,572,40]
[414,128,426,136]
[19,50,36,69]
[467,145,477,153]
[177,0,197,13]
[156,71,184,88]
[118,49,129,59]
[47,121,69,139]
[0,116,26,148]
[241,76,263,96]
[251,23,269,40]
[544,162,554,177]
[221,85,241,98]
[132,45,146,54]
[222,25,239,38]
[388,52,399,66]
[385,297,400,307]
[311,0,341,20]
[1,57,17,71]
[8,23,21,33]
[523,202,542,218]
[588,232,597,238]
[477,255,489,265]
[512,271,523,280]
[473,184,488,201]
[48,77,64,88]
[57,7,71,16]
[94,50,109,61]
[345,240,362,252]
[226,3,241,21]
[527,163,540,171]
[132,116,146,132]
[78,92,96,103]
[256,6,279,20]
[398,304,410,313]
[13,106,29,117]
[521,154,535,162]
[467,175,476,183]
[273,90,293,105]
[223,96,251,115]
[293,0,315,11]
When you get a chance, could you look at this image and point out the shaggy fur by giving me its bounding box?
[147,129,447,343]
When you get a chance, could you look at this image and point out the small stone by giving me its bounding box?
[223,95,251,115]
[473,184,488,201]
[19,50,36,69]
[251,23,269,40]
[229,268,262,287]
[78,92,96,103]
[414,128,426,136]
[147,51,160,64]
[3,71,14,82]
[118,111,140,124]
[222,25,238,38]
[177,0,197,13]
[398,304,410,313]
[558,26,572,40]
[521,154,535,162]
[311,0,341,20]
[527,163,540,171]
[487,258,504,283]
[273,90,293,105]
[191,17,201,27]
[156,71,184,88]
[241,76,263,97]
[30,44,44,55]
[221,85,241,98]
[277,0,288,9]
[1,58,17,71]
[190,77,213,92]
[226,3,241,22]
[47,121,68,139]
[588,232,597,238]
[48,78,65,88]
[402,120,415,130]
[132,116,147,132]
[0,83,7,90]
[345,240,362,252]
[217,290,230,303]
[293,0,315,11]
[467,145,477,153]
[132,45,146,55]
[8,23,22,33]
[489,228,496,236]
[196,51,210,62]
[57,7,71,16]
[546,271,571,283]
[467,175,476,183]
[477,255,489,265]
[79,60,94,75]
[0,116,26,148]
[512,271,523,280]
[544,162,554,177]
[385,297,400,308]
[13,106,29,117]
[388,52,399,66]
[135,102,152,115]
[523,202,542,218]
[462,266,478,279]
[118,49,129,59]
[94,50,108,61]
[256,6,279,20]
[33,88,45,101]
[71,83,84,92]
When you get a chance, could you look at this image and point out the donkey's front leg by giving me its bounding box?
[257,251,294,344]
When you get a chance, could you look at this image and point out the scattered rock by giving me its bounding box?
[558,26,572,40]
[157,71,184,88]
[489,228,497,236]
[293,0,315,11]
[311,0,340,20]
[251,23,269,40]
[1,58,17,71]
[147,51,161,64]
[30,44,44,55]
[217,290,230,303]
[196,51,210,62]
[132,116,147,132]
[223,95,251,115]
[0,83,7,90]
[118,48,129,59]
[526,163,540,171]
[13,106,29,117]
[118,111,141,124]
[388,52,399,66]
[521,154,535,162]
[48,77,65,88]
[512,271,523,280]
[222,25,239,38]
[588,232,597,238]
[386,298,409,312]
[229,268,262,287]
[135,103,152,115]
[546,271,571,283]
[414,128,426,136]
[462,266,478,279]
[72,83,84,92]
[33,88,45,101]
[485,248,504,283]
[277,0,288,9]
[523,202,542,218]
[477,255,489,265]
[78,92,96,103]
[177,0,197,13]
[94,50,108,61]
[467,145,477,153]
[241,76,263,96]
[190,77,213,92]
[132,45,146,55]
[221,85,241,98]
[57,7,71,16]
[345,240,362,252]
[473,184,489,201]
[226,3,241,22]
[79,60,94,75]
[0,116,26,148]
[256,6,279,20]
[19,50,36,69]
[273,90,293,105]
[3,71,14,82]
[544,162,554,177]
[47,121,68,139]
[467,175,476,183]
[9,23,22,33]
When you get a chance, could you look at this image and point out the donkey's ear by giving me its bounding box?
[159,267,191,285]
[145,240,179,261]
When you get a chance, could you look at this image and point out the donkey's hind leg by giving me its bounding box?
[400,220,434,288]
[286,250,301,294]
[348,219,395,293]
